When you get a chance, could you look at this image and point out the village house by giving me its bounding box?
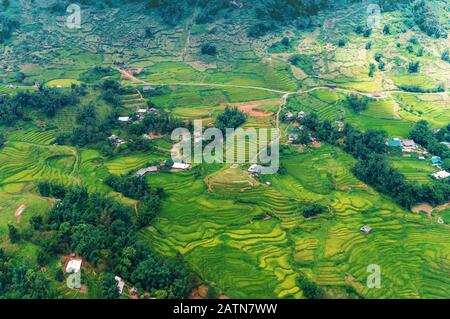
[172,163,192,170]
[142,86,155,92]
[401,139,417,152]
[248,164,263,174]
[288,134,297,142]
[431,170,450,180]
[66,259,82,274]
[386,138,401,147]
[118,116,130,123]
[285,112,294,120]
[108,134,125,146]
[360,225,372,234]
[298,111,306,119]
[115,276,126,295]
[431,156,443,166]
[136,166,158,177]
[336,121,345,132]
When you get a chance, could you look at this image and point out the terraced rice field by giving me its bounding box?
[288,89,414,137]
[141,145,450,298]
[390,156,436,184]
[393,93,450,128]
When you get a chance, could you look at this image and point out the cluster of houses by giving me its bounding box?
[386,138,449,180]
[65,257,137,296]
[285,111,305,121]
[118,107,159,124]
[135,162,192,177]
[108,134,126,146]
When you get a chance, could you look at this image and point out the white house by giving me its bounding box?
[137,109,148,114]
[360,225,372,234]
[432,171,450,180]
[118,116,130,123]
[172,163,192,170]
[136,166,158,177]
[66,259,82,273]
[115,276,125,295]
[248,164,263,174]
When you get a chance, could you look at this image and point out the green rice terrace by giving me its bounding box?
[0,0,449,300]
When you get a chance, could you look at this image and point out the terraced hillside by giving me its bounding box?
[0,0,449,300]
[141,146,450,298]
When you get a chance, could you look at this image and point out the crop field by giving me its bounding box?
[393,93,450,128]
[141,145,450,298]
[287,89,414,137]
[0,0,449,300]
[389,155,436,184]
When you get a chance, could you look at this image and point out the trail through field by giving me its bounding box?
[15,204,26,223]
[412,202,450,214]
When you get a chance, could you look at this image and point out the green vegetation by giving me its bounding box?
[0,0,449,300]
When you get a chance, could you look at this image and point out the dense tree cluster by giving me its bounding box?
[411,1,447,38]
[68,105,117,147]
[0,250,54,298]
[0,87,79,125]
[127,110,185,136]
[346,94,369,113]
[33,183,190,298]
[195,0,231,24]
[105,174,151,200]
[146,0,191,25]
[409,121,450,160]
[216,106,246,133]
[201,43,217,56]
[301,203,327,218]
[297,274,325,299]
[0,131,5,148]
[0,14,18,43]
[301,113,450,209]
[79,66,116,83]
[100,80,125,107]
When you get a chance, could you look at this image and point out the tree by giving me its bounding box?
[281,37,290,46]
[369,63,375,77]
[0,131,5,148]
[374,53,383,62]
[363,28,372,38]
[365,41,372,50]
[201,43,217,56]
[55,269,65,282]
[346,95,369,113]
[102,273,120,299]
[383,24,391,35]
[441,49,450,63]
[137,193,162,227]
[297,275,325,299]
[301,204,326,218]
[288,54,302,66]
[338,38,347,47]
[8,224,20,243]
[216,106,246,133]
[416,47,424,57]
[408,61,420,73]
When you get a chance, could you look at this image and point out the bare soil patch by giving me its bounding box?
[15,204,26,223]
